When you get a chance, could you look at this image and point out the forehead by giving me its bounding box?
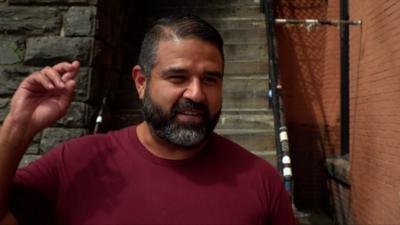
[154,38,224,69]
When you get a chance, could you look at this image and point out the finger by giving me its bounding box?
[28,71,55,90]
[61,61,80,82]
[40,66,65,89]
[52,60,80,75]
[61,71,78,83]
[70,60,80,71]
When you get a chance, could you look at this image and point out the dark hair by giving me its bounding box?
[137,15,224,79]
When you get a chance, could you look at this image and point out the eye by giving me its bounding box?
[167,75,187,83]
[202,75,220,85]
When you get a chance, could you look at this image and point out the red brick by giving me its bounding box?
[276,0,400,223]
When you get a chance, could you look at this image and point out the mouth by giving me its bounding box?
[176,109,205,123]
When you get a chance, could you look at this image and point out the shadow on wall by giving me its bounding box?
[274,0,340,210]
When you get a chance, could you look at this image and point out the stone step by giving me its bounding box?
[149,5,261,18]
[222,75,269,109]
[111,109,274,130]
[224,60,268,75]
[215,128,276,152]
[206,17,265,30]
[112,76,270,111]
[110,112,277,167]
[148,0,261,7]
[224,43,267,61]
[220,28,266,44]
[217,111,274,130]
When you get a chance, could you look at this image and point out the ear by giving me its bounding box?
[132,65,147,100]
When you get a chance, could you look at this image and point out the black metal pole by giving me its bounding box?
[340,0,349,156]
[263,0,294,201]
[264,0,283,173]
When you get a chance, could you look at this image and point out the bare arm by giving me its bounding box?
[0,61,80,224]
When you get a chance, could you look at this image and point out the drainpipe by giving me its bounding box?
[340,0,349,156]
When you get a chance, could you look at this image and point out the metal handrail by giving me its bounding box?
[262,0,294,199]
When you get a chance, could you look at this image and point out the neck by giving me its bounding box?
[136,122,207,160]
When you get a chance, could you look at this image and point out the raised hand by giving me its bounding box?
[7,61,80,136]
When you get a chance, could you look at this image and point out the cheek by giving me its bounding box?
[152,84,185,108]
[206,91,222,111]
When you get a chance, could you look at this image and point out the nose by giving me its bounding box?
[183,78,206,103]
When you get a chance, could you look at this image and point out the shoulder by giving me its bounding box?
[209,133,271,163]
[37,126,136,167]
[61,126,135,151]
[208,132,279,176]
[208,133,286,201]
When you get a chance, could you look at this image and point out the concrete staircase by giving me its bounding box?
[145,0,276,167]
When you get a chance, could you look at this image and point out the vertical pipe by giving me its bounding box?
[264,0,283,172]
[340,0,349,155]
[263,0,294,201]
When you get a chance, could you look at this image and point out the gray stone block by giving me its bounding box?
[55,101,88,127]
[0,7,61,35]
[26,133,41,154]
[0,36,25,64]
[217,111,274,130]
[24,37,93,66]
[149,0,260,6]
[206,17,265,30]
[0,66,38,95]
[222,76,269,109]
[0,97,10,123]
[19,155,41,168]
[151,5,261,18]
[224,60,268,75]
[220,28,267,44]
[9,0,87,4]
[0,66,91,101]
[215,128,275,152]
[224,43,267,61]
[40,127,87,153]
[64,6,96,37]
[74,67,92,101]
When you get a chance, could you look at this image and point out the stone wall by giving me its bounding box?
[0,0,145,166]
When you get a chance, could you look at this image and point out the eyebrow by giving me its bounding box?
[161,67,223,79]
[161,68,189,77]
[205,71,223,79]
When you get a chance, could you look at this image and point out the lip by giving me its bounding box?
[176,110,204,123]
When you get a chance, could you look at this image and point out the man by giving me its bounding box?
[0,15,295,224]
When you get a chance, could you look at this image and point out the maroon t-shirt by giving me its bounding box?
[11,126,295,225]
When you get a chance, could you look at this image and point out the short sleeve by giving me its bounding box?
[265,170,296,225]
[269,184,296,225]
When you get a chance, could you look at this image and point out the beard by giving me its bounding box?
[141,87,221,147]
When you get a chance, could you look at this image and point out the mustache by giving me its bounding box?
[171,99,209,117]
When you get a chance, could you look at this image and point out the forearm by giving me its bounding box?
[0,115,35,220]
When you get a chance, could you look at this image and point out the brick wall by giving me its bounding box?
[276,0,400,223]
[275,0,339,209]
[349,0,400,224]
[0,0,145,165]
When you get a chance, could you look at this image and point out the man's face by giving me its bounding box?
[141,38,224,147]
